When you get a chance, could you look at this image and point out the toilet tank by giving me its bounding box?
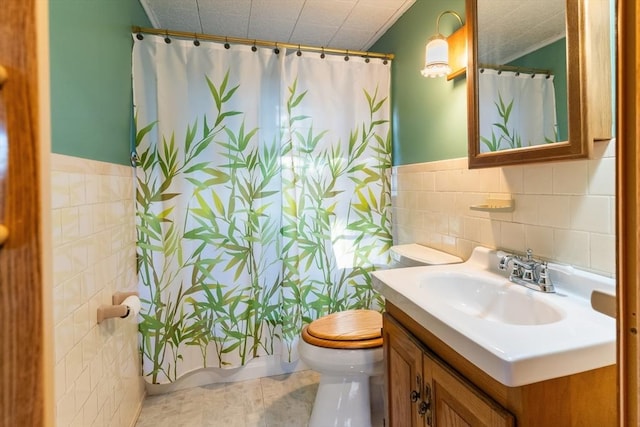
[389,244,462,267]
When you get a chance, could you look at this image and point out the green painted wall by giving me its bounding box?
[50,0,151,165]
[372,0,467,166]
[508,38,568,142]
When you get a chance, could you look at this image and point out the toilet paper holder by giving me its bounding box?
[97,291,139,324]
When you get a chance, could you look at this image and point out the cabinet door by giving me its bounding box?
[383,313,427,427]
[424,354,514,427]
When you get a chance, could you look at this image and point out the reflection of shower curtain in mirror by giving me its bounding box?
[479,69,557,152]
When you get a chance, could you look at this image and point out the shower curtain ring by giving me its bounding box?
[224,37,230,49]
[164,31,171,44]
[365,52,370,63]
[274,43,280,55]
[130,151,139,167]
[251,40,257,52]
[320,47,325,59]
[297,45,302,57]
[344,50,349,61]
[193,33,200,46]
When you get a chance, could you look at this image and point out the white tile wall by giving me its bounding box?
[51,154,145,427]
[392,139,616,277]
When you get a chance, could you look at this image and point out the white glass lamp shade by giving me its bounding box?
[421,35,451,78]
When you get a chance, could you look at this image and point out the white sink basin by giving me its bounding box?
[419,271,565,326]
[372,246,616,387]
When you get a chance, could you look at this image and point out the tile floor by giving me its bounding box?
[135,370,384,427]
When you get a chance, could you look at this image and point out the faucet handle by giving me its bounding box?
[537,262,555,292]
[510,265,521,278]
[538,261,548,276]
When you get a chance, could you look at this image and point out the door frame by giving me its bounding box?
[1,0,638,426]
[616,0,639,425]
[0,0,53,425]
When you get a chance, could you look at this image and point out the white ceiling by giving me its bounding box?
[477,0,566,65]
[138,0,566,64]
[139,0,417,52]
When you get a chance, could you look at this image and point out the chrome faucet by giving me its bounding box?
[498,249,555,293]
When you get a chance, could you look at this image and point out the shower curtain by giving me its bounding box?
[132,34,392,384]
[478,69,558,152]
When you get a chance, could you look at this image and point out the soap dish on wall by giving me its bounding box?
[470,198,515,212]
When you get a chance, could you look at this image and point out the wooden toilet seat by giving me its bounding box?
[301,310,383,349]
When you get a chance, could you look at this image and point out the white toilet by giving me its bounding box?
[299,244,462,427]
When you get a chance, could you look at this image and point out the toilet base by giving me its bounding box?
[309,373,372,427]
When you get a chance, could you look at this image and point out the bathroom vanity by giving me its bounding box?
[383,303,615,426]
[373,247,617,426]
[384,308,513,426]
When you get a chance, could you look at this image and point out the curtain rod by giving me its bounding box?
[131,26,394,61]
[479,63,551,76]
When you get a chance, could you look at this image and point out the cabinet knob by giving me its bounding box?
[418,401,429,415]
[418,383,433,423]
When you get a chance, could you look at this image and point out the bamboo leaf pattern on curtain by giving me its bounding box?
[280,79,392,358]
[136,68,282,383]
[479,69,558,152]
[133,36,391,384]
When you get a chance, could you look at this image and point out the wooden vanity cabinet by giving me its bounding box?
[384,313,514,426]
[384,311,424,426]
[383,302,616,427]
[425,355,514,426]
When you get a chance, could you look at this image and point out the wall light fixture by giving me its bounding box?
[421,10,465,79]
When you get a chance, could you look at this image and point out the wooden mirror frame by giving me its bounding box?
[466,0,611,169]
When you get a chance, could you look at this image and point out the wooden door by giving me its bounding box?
[383,313,427,427]
[423,354,514,427]
[0,0,51,426]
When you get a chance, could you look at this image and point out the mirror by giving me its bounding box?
[467,0,612,168]
[476,1,567,152]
